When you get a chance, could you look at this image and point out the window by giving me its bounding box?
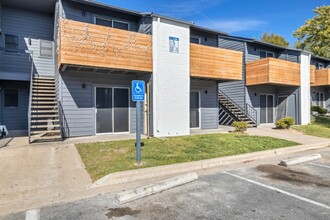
[260,51,274,58]
[190,37,201,44]
[4,89,18,108]
[94,17,130,30]
[39,40,53,58]
[113,21,129,30]
[5,34,19,51]
[317,63,324,70]
[95,17,112,27]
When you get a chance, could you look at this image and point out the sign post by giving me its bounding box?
[131,80,145,165]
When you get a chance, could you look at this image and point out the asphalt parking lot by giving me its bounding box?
[2,148,330,220]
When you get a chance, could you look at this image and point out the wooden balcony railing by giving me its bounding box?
[246,58,300,86]
[58,19,152,73]
[310,65,316,84]
[312,68,330,86]
[190,43,243,80]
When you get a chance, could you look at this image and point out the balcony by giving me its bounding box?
[58,19,152,73]
[310,65,316,84]
[190,43,243,80]
[312,68,330,86]
[246,58,300,86]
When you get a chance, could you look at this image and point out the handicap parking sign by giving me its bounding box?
[132,80,145,101]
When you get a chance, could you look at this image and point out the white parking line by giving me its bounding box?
[25,209,40,220]
[309,162,330,169]
[223,171,330,210]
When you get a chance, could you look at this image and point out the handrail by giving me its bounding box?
[218,89,246,115]
[58,101,69,140]
[246,103,258,125]
[219,89,258,125]
[27,51,34,143]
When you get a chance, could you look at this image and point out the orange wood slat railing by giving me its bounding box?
[190,43,243,80]
[58,18,152,73]
[246,58,300,86]
[312,68,330,86]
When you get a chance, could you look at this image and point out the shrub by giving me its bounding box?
[311,105,328,116]
[275,117,295,129]
[232,121,248,132]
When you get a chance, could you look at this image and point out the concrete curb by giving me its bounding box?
[91,142,330,188]
[279,153,322,166]
[115,172,198,204]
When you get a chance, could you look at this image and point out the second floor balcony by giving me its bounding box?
[190,43,243,80]
[58,19,153,73]
[246,58,300,86]
[312,68,330,86]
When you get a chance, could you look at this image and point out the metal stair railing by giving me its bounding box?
[26,51,34,144]
[218,90,246,118]
[246,103,258,125]
[58,101,69,140]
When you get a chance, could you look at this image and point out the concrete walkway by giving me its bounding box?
[246,124,330,145]
[0,142,92,215]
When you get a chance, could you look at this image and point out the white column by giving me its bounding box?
[300,52,311,125]
[152,17,190,137]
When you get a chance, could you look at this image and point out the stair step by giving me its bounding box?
[31,124,60,129]
[32,93,56,97]
[30,130,61,135]
[33,86,55,90]
[32,89,55,93]
[31,114,59,118]
[31,119,59,123]
[32,97,57,101]
[33,76,54,80]
[32,105,57,109]
[32,101,57,105]
[31,109,58,113]
[30,135,62,142]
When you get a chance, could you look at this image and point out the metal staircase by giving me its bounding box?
[28,76,61,143]
[218,91,257,128]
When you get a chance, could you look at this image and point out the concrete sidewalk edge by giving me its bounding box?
[91,142,330,188]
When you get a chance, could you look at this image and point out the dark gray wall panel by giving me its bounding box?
[218,38,245,110]
[0,80,29,131]
[0,7,54,77]
[138,16,152,35]
[191,79,218,129]
[60,71,149,137]
[62,0,140,32]
[190,29,218,47]
[246,85,300,125]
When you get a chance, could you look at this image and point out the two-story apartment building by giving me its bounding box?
[218,36,312,126]
[0,0,327,143]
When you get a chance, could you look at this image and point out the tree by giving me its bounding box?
[261,32,289,47]
[293,5,330,59]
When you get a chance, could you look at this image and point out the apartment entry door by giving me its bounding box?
[95,87,129,134]
[260,94,274,124]
[190,92,200,128]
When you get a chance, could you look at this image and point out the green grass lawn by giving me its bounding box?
[76,133,299,181]
[293,116,330,138]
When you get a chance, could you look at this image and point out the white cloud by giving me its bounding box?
[197,19,267,33]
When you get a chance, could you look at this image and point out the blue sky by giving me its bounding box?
[98,0,329,46]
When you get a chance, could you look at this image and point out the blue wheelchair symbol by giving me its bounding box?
[132,80,145,102]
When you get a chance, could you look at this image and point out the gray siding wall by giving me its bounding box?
[311,86,330,112]
[59,71,148,137]
[0,7,54,78]
[218,38,245,110]
[62,0,141,32]
[0,80,29,131]
[311,57,330,69]
[138,16,152,35]
[191,79,218,129]
[246,85,300,125]
[246,43,278,62]
[190,29,218,47]
[278,50,300,63]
